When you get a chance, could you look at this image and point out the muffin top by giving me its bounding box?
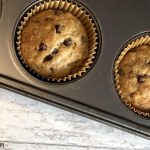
[21,9,88,79]
[118,45,150,112]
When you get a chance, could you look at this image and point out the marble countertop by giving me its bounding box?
[0,87,150,150]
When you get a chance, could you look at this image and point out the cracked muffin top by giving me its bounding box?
[118,45,150,112]
[20,9,88,79]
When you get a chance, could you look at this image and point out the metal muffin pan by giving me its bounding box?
[0,0,150,139]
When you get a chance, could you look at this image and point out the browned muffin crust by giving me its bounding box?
[118,45,150,112]
[21,9,88,79]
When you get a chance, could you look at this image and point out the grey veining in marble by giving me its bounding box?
[0,88,150,150]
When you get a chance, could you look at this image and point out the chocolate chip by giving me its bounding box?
[137,75,145,83]
[55,25,62,33]
[118,68,125,76]
[39,43,47,51]
[43,55,53,62]
[52,48,58,55]
[55,10,62,16]
[63,38,72,46]
[50,67,54,73]
[81,36,87,43]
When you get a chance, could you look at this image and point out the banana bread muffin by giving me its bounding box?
[117,45,150,112]
[20,9,88,79]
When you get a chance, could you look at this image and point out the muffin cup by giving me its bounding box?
[114,35,150,117]
[16,0,98,82]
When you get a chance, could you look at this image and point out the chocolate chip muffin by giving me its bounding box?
[20,9,88,79]
[117,45,150,112]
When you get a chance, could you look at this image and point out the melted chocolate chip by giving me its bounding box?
[50,67,54,73]
[137,75,145,83]
[43,55,53,62]
[55,10,62,16]
[52,48,58,55]
[63,38,72,46]
[39,43,47,51]
[55,25,62,33]
[118,68,125,76]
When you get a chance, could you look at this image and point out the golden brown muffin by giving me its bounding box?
[117,45,150,112]
[21,9,88,79]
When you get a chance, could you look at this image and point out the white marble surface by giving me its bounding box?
[0,87,150,150]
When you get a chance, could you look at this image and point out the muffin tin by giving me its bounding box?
[0,0,150,139]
